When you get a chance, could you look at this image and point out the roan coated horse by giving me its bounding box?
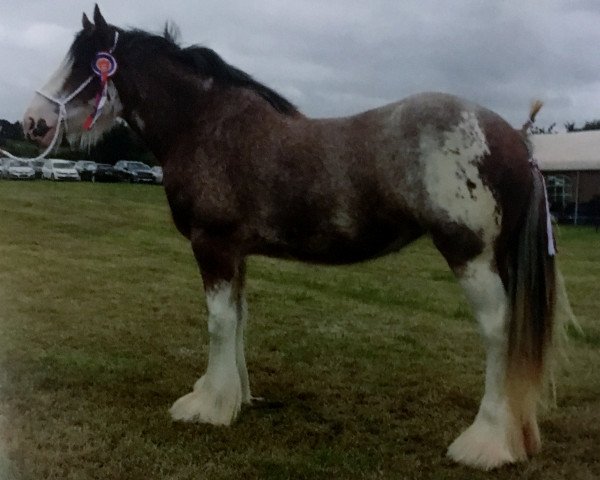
[23,6,572,470]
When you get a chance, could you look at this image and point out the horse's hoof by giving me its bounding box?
[170,375,241,426]
[447,420,525,470]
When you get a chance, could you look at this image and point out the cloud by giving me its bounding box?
[1,0,600,129]
[0,21,72,50]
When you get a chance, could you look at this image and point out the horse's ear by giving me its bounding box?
[82,13,93,31]
[93,4,108,30]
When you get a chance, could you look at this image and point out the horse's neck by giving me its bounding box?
[118,72,304,163]
[114,63,202,157]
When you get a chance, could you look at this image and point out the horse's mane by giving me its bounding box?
[122,25,298,116]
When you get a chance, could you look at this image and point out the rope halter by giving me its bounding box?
[0,31,119,161]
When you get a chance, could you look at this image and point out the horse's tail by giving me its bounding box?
[503,165,556,453]
[505,104,575,431]
[520,99,544,135]
[519,100,544,158]
[507,167,555,402]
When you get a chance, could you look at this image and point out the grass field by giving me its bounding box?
[0,181,598,480]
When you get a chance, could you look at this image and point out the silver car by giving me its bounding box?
[3,159,35,180]
[151,166,163,184]
[75,160,97,181]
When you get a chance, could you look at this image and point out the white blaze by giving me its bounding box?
[24,54,73,129]
[40,54,74,98]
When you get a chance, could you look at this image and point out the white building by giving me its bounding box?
[533,131,600,225]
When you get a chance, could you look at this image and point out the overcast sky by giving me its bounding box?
[1,0,599,130]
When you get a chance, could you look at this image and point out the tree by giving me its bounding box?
[87,122,155,165]
[0,120,24,145]
[530,123,556,134]
[581,120,600,131]
[563,119,600,133]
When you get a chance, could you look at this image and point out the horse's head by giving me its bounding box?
[23,5,122,149]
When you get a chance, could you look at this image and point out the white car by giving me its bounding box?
[2,159,35,180]
[42,159,80,181]
[0,158,12,178]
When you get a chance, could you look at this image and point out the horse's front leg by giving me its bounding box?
[170,239,248,425]
[235,278,253,405]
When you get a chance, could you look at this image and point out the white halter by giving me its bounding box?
[0,31,119,161]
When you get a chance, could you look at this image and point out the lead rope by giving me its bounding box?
[530,158,556,257]
[0,31,119,162]
[540,166,557,257]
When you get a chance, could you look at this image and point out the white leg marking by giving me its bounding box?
[447,253,528,470]
[170,282,242,425]
[236,296,253,404]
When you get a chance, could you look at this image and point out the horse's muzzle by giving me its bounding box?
[23,115,56,147]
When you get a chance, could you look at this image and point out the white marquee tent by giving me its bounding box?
[533,131,600,171]
[532,131,600,225]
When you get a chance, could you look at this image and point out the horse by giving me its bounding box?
[23,5,572,470]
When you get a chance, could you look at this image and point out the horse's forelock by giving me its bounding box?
[68,26,113,68]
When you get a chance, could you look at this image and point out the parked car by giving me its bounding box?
[29,159,45,179]
[74,160,97,181]
[2,159,35,180]
[91,163,119,182]
[151,166,163,184]
[113,160,156,183]
[0,158,11,178]
[42,159,80,181]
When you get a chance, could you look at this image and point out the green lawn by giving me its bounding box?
[0,181,598,480]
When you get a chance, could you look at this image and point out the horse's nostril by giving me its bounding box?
[32,118,51,137]
[28,117,35,131]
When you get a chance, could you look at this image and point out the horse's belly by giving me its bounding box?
[259,217,423,265]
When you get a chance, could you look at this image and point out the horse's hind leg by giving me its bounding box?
[170,237,247,425]
[446,249,536,470]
